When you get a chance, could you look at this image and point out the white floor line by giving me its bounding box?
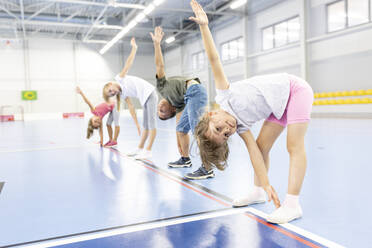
[9,147,345,248]
[0,144,95,154]
[246,207,346,248]
[17,207,252,248]
[117,150,347,248]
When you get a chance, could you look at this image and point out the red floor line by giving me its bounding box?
[244,213,321,248]
[112,148,320,248]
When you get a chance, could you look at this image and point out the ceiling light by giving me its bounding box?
[165,36,175,44]
[135,13,146,22]
[230,0,247,9]
[144,4,155,15]
[153,0,165,7]
[128,20,137,29]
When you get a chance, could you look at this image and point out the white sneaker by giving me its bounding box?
[127,148,143,157]
[232,187,267,207]
[134,150,152,160]
[266,205,303,224]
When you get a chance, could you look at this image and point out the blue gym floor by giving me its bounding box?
[1,115,371,248]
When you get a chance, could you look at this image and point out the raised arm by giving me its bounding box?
[189,0,229,90]
[239,130,281,208]
[150,26,166,78]
[76,86,94,112]
[125,97,141,136]
[119,38,138,78]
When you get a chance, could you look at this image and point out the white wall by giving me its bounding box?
[0,38,156,114]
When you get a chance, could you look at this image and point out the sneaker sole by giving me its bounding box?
[168,164,192,168]
[266,213,302,224]
[105,145,117,148]
[232,199,266,208]
[184,173,215,180]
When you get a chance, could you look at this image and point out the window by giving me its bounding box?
[262,16,300,51]
[348,0,369,26]
[192,51,205,70]
[274,22,288,47]
[221,37,244,62]
[328,1,347,32]
[262,27,274,50]
[327,0,370,32]
[288,17,300,42]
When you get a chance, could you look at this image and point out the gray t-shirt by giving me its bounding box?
[156,76,188,113]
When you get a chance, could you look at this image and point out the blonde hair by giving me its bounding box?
[194,113,230,171]
[103,82,122,111]
[87,118,100,139]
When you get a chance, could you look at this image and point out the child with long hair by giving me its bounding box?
[189,0,314,224]
[76,86,120,146]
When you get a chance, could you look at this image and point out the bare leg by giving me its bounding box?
[287,122,309,195]
[266,122,309,224]
[232,121,284,207]
[138,130,149,149]
[255,121,285,186]
[145,129,157,151]
[177,131,190,157]
[107,125,113,141]
[113,126,120,142]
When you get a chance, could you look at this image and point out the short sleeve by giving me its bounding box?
[215,88,231,105]
[175,105,185,114]
[115,74,124,84]
[156,75,168,89]
[236,125,251,134]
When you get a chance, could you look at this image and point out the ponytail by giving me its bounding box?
[87,118,100,139]
[87,119,94,139]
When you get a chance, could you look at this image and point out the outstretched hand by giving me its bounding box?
[263,185,281,208]
[76,86,82,95]
[150,26,164,44]
[189,0,209,26]
[130,37,137,49]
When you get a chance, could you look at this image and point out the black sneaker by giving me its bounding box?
[168,157,192,168]
[185,166,215,180]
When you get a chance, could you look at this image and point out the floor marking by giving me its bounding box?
[247,208,345,248]
[0,182,4,194]
[0,144,95,154]
[113,149,345,248]
[10,207,239,248]
[3,147,344,248]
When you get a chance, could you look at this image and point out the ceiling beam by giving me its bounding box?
[83,5,108,41]
[62,8,82,22]
[19,0,26,38]
[26,2,55,21]
[157,7,242,17]
[0,18,200,34]
[0,5,19,20]
[47,0,145,10]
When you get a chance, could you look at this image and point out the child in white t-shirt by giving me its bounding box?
[103,38,158,160]
[190,0,314,224]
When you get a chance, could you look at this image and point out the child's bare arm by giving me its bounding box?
[150,26,166,79]
[119,38,138,78]
[189,0,229,90]
[76,86,95,112]
[125,97,141,136]
[239,130,281,208]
